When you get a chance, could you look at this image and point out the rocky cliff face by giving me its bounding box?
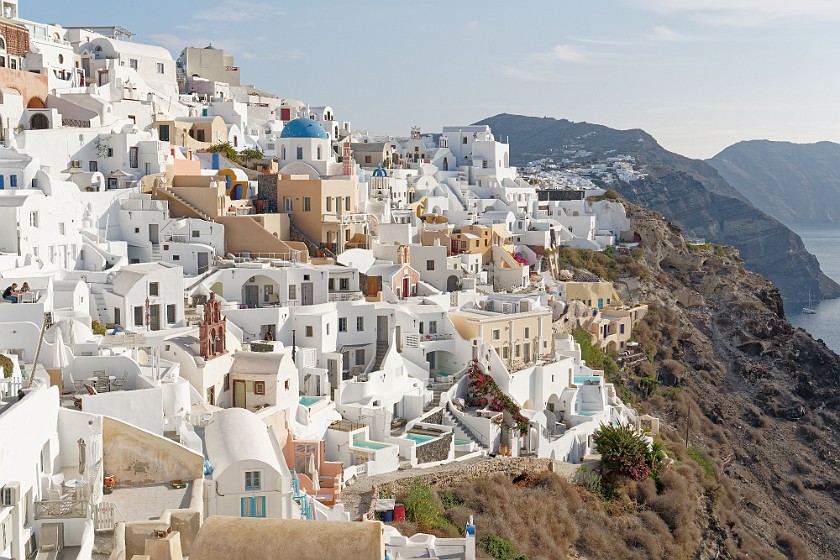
[475,114,840,305]
[708,140,840,225]
[624,202,840,558]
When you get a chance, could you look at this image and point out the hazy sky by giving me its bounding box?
[26,0,840,159]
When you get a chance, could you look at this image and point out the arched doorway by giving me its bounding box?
[446,275,459,292]
[30,113,49,130]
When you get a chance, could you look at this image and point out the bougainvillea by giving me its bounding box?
[467,359,529,434]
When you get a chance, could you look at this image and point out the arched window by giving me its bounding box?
[316,146,322,160]
[30,113,49,130]
[0,35,6,51]
[281,146,286,159]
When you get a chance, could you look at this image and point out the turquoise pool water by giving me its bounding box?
[576,410,598,417]
[352,440,389,450]
[299,396,324,407]
[573,376,602,385]
[405,433,435,444]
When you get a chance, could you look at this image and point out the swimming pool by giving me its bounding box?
[299,396,324,407]
[573,376,602,385]
[576,410,598,417]
[404,433,435,444]
[352,440,389,450]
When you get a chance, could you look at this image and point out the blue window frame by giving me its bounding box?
[240,496,266,518]
[244,471,261,491]
[9,175,17,188]
[0,176,4,190]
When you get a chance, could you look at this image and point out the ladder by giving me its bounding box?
[27,313,50,388]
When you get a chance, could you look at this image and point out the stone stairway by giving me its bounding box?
[289,218,335,259]
[424,387,446,412]
[372,341,388,371]
[151,244,162,262]
[92,290,108,323]
[442,407,487,451]
[155,187,213,222]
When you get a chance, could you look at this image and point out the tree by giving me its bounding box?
[239,148,264,167]
[205,142,238,162]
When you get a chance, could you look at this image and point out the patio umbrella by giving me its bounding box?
[77,438,86,476]
[308,453,320,492]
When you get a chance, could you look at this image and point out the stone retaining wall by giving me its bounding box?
[416,432,452,464]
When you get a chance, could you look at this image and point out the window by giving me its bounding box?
[460,241,466,249]
[284,197,293,212]
[462,137,468,144]
[303,196,311,211]
[173,254,180,261]
[241,496,266,518]
[107,148,114,158]
[305,325,313,337]
[129,58,137,70]
[345,197,350,211]
[419,322,424,334]
[429,321,437,334]
[524,327,530,339]
[156,62,165,74]
[355,349,365,365]
[89,161,98,172]
[167,304,176,324]
[365,155,371,164]
[338,317,347,332]
[426,260,434,271]
[289,284,297,300]
[158,124,170,142]
[30,212,38,228]
[515,345,521,358]
[134,227,140,234]
[619,324,625,334]
[502,346,509,359]
[254,381,265,395]
[284,379,290,390]
[129,147,138,168]
[296,146,303,160]
[339,278,349,291]
[492,329,500,340]
[317,146,322,159]
[149,282,159,296]
[263,284,273,303]
[356,317,364,331]
[303,274,310,281]
[134,306,144,326]
[244,471,262,491]
[326,197,331,212]
[58,223,66,235]
[192,230,200,238]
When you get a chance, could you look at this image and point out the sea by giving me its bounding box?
[786,224,840,354]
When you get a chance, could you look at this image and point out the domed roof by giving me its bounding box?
[372,166,388,177]
[280,118,329,139]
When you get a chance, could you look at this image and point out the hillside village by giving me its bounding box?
[0,3,658,559]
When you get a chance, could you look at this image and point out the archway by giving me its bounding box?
[27,97,46,109]
[446,275,459,292]
[30,113,49,130]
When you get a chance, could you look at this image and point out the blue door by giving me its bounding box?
[597,298,603,309]
[0,175,4,190]
[241,496,266,518]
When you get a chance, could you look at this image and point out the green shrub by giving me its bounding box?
[91,320,107,336]
[481,534,528,560]
[593,423,663,481]
[686,447,715,479]
[0,355,13,378]
[402,481,452,531]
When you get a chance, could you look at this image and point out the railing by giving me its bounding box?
[328,292,363,302]
[0,378,23,398]
[404,333,454,348]
[167,234,188,243]
[62,118,91,128]
[35,500,89,520]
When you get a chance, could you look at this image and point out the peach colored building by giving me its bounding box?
[449,307,553,369]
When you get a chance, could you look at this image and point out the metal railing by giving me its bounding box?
[404,333,454,348]
[328,291,363,302]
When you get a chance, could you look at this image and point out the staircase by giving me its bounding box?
[372,341,388,371]
[288,218,335,259]
[442,407,487,452]
[92,291,108,323]
[151,244,162,262]
[424,386,446,412]
[154,187,213,222]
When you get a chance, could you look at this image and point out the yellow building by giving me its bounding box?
[562,281,622,309]
[449,307,553,369]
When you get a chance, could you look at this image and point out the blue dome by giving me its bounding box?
[280,118,329,139]
[372,166,388,177]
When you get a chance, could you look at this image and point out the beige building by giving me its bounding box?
[274,173,367,253]
[155,115,228,149]
[562,281,622,309]
[449,307,553,369]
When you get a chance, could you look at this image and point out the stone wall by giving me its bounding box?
[256,174,278,213]
[416,432,452,464]
[369,457,554,515]
[0,22,29,57]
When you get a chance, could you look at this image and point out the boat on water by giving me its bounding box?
[802,291,817,314]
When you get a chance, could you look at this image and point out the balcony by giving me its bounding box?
[403,333,454,349]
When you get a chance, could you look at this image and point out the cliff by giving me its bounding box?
[708,140,840,225]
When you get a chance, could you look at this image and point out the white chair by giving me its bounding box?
[35,523,61,560]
